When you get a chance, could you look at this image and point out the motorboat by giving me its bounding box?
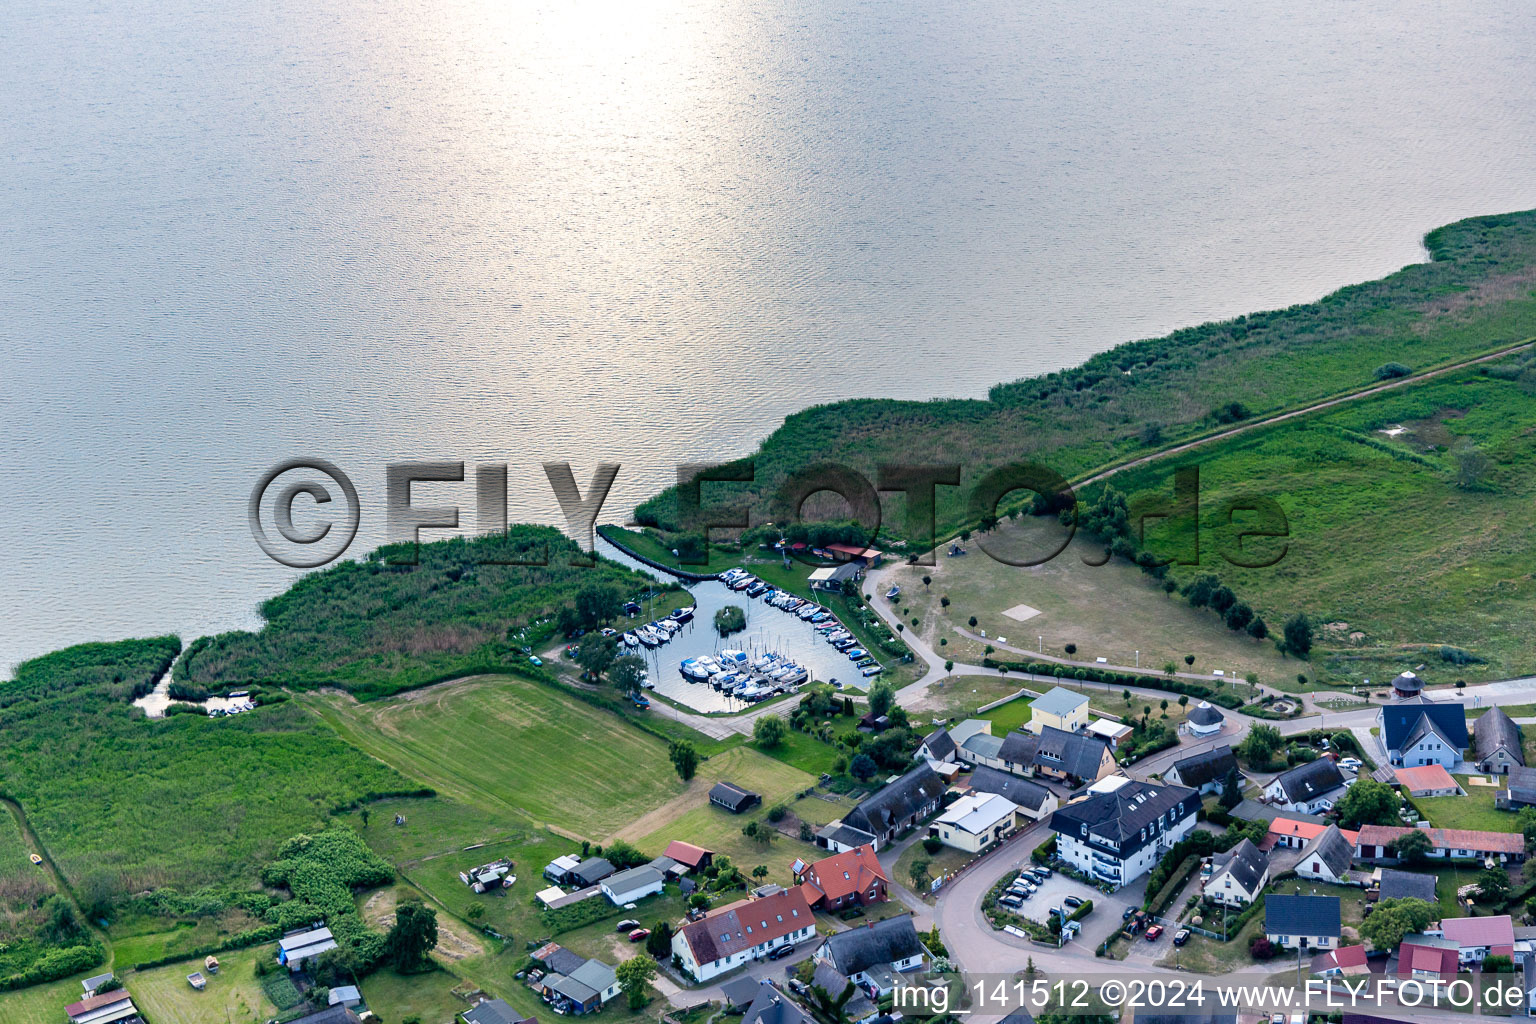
[622,632,638,647]
[797,605,820,620]
[846,648,867,660]
[854,657,876,668]
[729,576,754,591]
[861,665,883,677]
[753,653,782,672]
[718,649,749,668]
[680,657,717,681]
[778,665,808,685]
[809,611,830,623]
[746,582,768,597]
[670,606,695,623]
[637,628,660,647]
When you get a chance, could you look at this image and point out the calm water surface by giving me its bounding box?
[3,0,1535,671]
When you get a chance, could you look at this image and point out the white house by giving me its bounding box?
[1378,700,1468,770]
[930,792,1018,853]
[672,887,815,982]
[1204,838,1268,907]
[600,865,665,905]
[1295,824,1355,884]
[1263,759,1351,814]
[1185,702,1225,737]
[1047,780,1198,889]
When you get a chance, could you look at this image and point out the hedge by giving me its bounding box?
[981,660,1243,709]
[1145,856,1199,917]
[1031,837,1058,865]
[1068,899,1094,923]
[1,943,106,991]
[131,924,284,971]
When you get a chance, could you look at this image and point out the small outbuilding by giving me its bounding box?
[1185,702,1225,737]
[599,865,665,905]
[709,782,761,813]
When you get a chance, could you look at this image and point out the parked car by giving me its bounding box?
[1173,929,1190,946]
[529,655,543,666]
[1063,896,1083,908]
[616,919,641,932]
[1145,925,1164,941]
[1122,906,1137,921]
[628,928,651,942]
[999,894,1025,909]
[787,979,809,995]
[769,943,796,961]
[1339,757,1362,770]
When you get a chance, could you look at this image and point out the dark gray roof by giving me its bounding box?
[1209,838,1267,894]
[812,965,875,1020]
[1266,894,1340,937]
[288,1008,363,1024]
[1509,765,1536,802]
[1187,702,1225,727]
[570,857,614,885]
[537,945,588,976]
[721,977,764,1009]
[1300,824,1355,879]
[1378,869,1437,904]
[1476,707,1524,764]
[602,865,663,892]
[462,999,531,1024]
[997,729,1040,766]
[1272,759,1346,804]
[739,984,809,1024]
[844,765,946,837]
[1169,745,1237,788]
[966,766,1054,811]
[1391,672,1424,693]
[710,782,760,811]
[1380,702,1467,753]
[1032,725,1109,780]
[1048,780,1197,855]
[820,915,925,975]
[919,728,956,762]
[816,821,878,848]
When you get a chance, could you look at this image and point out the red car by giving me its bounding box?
[1145,925,1164,942]
[628,928,651,942]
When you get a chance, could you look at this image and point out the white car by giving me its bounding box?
[1339,757,1362,770]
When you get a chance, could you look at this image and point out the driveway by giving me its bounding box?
[1011,871,1137,951]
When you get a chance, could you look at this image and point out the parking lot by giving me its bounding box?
[1000,870,1139,950]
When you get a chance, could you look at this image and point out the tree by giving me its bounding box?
[753,715,787,748]
[360,807,370,829]
[752,865,770,883]
[1178,694,1189,709]
[741,821,773,847]
[669,740,699,781]
[968,616,978,628]
[940,596,950,610]
[1359,898,1436,952]
[1335,779,1400,828]
[1065,644,1077,656]
[1224,602,1253,631]
[1455,441,1491,490]
[577,634,619,682]
[609,654,647,694]
[714,605,746,636]
[1184,654,1195,666]
[615,955,657,1010]
[604,840,649,869]
[868,682,895,718]
[1247,617,1269,641]
[574,584,622,627]
[849,754,877,780]
[1210,586,1237,614]
[1478,867,1512,903]
[1283,613,1314,657]
[1122,689,1132,704]
[922,575,932,589]
[645,921,673,959]
[1237,723,1284,767]
[909,857,931,890]
[1219,766,1243,809]
[1390,829,1432,865]
[383,899,439,973]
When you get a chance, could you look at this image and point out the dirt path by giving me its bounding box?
[1074,336,1536,489]
[609,778,708,844]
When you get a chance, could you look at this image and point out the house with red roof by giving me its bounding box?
[1396,935,1460,980]
[64,990,141,1024]
[1355,824,1525,864]
[794,845,889,910]
[671,886,816,982]
[1262,817,1358,852]
[1394,765,1463,798]
[662,840,714,874]
[1312,944,1370,977]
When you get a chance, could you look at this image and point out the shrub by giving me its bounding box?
[1250,937,1276,960]
[1374,362,1411,379]
[922,837,943,855]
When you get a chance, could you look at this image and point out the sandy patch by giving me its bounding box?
[609,778,706,844]
[363,888,486,962]
[1001,603,1041,622]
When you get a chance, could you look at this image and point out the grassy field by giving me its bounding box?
[109,908,268,969]
[125,945,278,1024]
[311,675,682,839]
[0,970,103,1024]
[0,805,56,973]
[883,520,1295,687]
[623,747,819,888]
[1105,365,1536,684]
[753,729,845,777]
[1409,776,1514,832]
[361,965,474,1024]
[894,841,972,896]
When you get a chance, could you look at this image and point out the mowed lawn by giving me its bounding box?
[125,946,277,1024]
[1411,776,1515,832]
[0,971,102,1024]
[624,747,818,886]
[311,676,682,838]
[885,516,1291,686]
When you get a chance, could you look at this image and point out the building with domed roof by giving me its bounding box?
[1186,701,1225,737]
